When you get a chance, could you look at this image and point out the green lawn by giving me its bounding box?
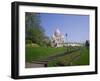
[26,46,67,62]
[72,47,89,65]
[48,47,89,67]
[26,45,89,67]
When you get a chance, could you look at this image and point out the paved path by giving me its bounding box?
[26,62,45,68]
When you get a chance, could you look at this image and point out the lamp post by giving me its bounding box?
[65,33,68,51]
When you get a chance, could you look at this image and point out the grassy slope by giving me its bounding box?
[48,47,89,67]
[26,45,89,67]
[47,49,81,66]
[26,46,67,62]
[72,47,89,65]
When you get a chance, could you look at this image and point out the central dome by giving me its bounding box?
[54,28,61,36]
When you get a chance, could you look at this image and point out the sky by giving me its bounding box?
[39,13,89,43]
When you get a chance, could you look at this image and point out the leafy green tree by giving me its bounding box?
[25,12,45,46]
[85,40,89,48]
[43,36,51,47]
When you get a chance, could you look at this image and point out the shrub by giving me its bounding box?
[26,39,32,44]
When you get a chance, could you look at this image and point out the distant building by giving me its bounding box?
[51,28,84,47]
[65,42,84,47]
[51,28,64,47]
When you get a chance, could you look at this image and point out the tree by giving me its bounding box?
[25,12,45,46]
[43,36,51,47]
[85,40,89,48]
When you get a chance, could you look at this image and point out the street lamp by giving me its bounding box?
[65,33,68,51]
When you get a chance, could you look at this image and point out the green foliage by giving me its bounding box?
[43,36,51,47]
[26,39,32,44]
[25,12,46,45]
[85,40,89,48]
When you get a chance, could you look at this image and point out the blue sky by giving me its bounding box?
[39,13,89,43]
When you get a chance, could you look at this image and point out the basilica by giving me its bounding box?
[51,28,83,47]
[51,28,64,47]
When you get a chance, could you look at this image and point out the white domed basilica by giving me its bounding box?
[51,28,64,47]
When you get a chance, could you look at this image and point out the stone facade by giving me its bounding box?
[51,28,64,47]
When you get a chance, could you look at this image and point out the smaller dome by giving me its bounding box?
[52,34,55,39]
